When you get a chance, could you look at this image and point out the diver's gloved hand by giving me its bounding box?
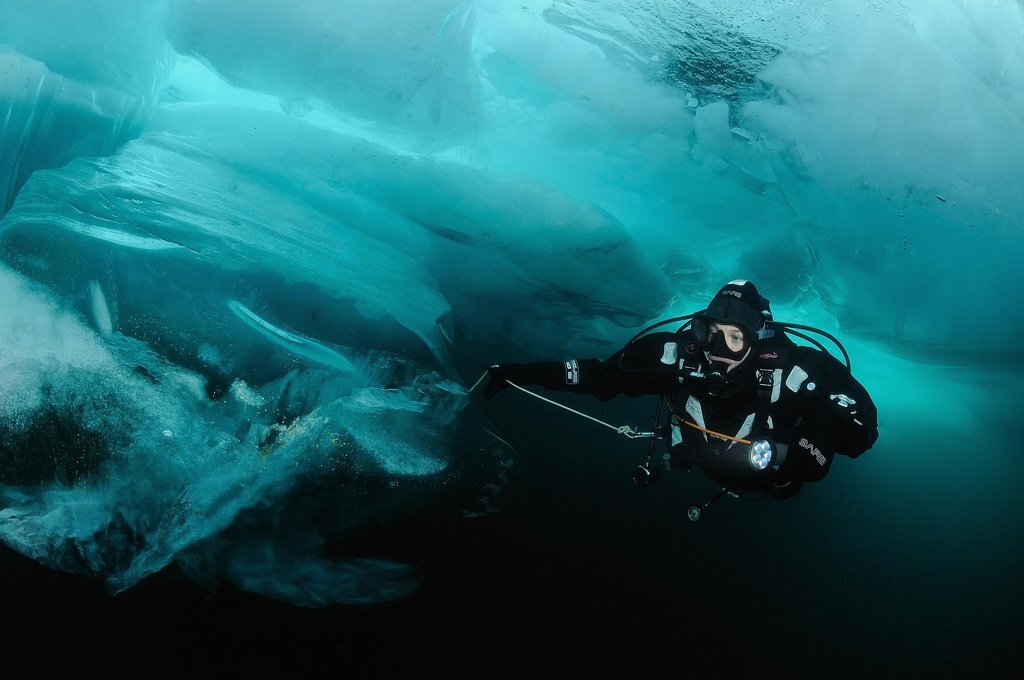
[828,392,858,418]
[483,364,520,399]
[828,392,864,436]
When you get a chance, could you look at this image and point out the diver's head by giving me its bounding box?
[691,280,772,397]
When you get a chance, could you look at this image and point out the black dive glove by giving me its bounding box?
[827,392,865,438]
[483,364,528,399]
[482,361,572,399]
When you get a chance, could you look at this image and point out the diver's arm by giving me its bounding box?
[816,352,879,458]
[774,349,879,484]
[482,332,681,401]
[482,358,605,398]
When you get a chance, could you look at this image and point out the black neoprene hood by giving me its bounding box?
[698,280,769,338]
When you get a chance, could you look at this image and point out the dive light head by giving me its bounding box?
[749,438,776,470]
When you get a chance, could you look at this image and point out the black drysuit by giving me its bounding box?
[487,325,879,498]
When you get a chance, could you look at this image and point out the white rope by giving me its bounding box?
[469,371,653,438]
[468,371,489,394]
[503,378,647,438]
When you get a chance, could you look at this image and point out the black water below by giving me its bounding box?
[2,395,1019,678]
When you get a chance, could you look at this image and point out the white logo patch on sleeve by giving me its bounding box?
[564,359,579,385]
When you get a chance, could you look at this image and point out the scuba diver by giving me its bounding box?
[477,280,878,518]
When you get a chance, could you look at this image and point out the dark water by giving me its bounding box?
[1,394,1019,677]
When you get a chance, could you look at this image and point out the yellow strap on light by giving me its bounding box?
[666,401,751,445]
[673,416,752,446]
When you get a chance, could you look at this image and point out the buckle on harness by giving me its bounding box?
[756,368,774,398]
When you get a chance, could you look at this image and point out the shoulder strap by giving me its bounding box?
[752,369,774,436]
[752,336,791,433]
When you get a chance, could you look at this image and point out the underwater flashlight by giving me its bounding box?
[749,439,775,470]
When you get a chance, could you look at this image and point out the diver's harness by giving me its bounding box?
[472,311,853,521]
